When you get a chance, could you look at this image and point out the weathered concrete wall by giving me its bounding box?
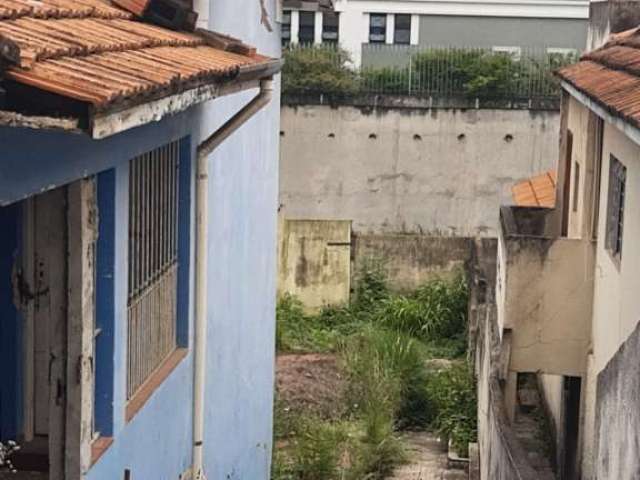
[594,321,640,480]
[278,220,352,310]
[499,234,593,376]
[352,234,472,292]
[470,240,539,480]
[538,373,564,472]
[588,0,640,51]
[280,104,559,237]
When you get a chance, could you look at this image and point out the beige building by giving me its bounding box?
[482,15,640,480]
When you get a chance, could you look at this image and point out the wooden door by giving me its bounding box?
[20,188,67,477]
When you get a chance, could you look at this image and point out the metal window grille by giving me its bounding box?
[127,141,180,399]
[606,155,626,259]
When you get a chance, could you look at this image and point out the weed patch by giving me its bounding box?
[274,263,476,478]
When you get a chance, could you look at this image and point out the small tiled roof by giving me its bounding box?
[557,27,640,129]
[512,170,557,208]
[0,0,275,110]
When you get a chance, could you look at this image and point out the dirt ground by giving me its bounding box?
[276,353,347,419]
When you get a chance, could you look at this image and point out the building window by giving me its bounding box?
[322,11,339,43]
[572,162,580,213]
[605,155,626,261]
[492,46,522,60]
[298,11,315,44]
[369,13,387,43]
[127,141,180,399]
[394,14,411,44]
[282,10,291,46]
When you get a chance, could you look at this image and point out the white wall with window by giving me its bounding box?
[590,120,640,374]
[281,8,341,46]
[328,0,587,65]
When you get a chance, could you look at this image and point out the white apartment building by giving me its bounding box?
[282,0,589,65]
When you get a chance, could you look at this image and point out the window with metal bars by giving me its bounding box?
[127,141,180,399]
[606,155,626,263]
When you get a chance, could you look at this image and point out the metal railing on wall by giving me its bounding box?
[282,44,579,102]
[127,141,180,399]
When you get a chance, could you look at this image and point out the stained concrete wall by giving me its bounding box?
[278,220,352,310]
[588,0,640,50]
[280,104,560,237]
[469,240,539,480]
[498,233,593,377]
[352,234,472,292]
[593,320,640,480]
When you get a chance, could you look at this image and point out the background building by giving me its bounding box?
[282,0,589,65]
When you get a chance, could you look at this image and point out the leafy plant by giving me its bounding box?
[282,46,360,96]
[353,258,390,311]
[425,362,478,457]
[342,327,433,430]
[276,294,343,353]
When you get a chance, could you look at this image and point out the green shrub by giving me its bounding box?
[342,327,433,429]
[413,274,468,339]
[291,418,353,480]
[375,274,468,351]
[276,294,344,353]
[353,258,390,311]
[426,362,478,457]
[282,46,359,96]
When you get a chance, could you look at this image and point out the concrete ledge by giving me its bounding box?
[282,93,561,112]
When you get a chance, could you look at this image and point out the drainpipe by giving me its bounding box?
[192,78,274,480]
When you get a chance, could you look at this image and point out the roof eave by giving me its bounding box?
[91,59,282,139]
[561,79,640,147]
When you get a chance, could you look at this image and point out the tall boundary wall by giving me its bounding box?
[280,102,560,237]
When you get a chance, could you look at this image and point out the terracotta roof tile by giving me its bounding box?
[557,28,640,128]
[0,0,275,110]
[512,170,557,208]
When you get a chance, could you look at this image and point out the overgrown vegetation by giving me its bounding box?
[281,46,359,97]
[273,260,478,479]
[281,45,578,99]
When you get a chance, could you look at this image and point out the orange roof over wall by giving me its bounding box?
[558,27,640,129]
[512,170,557,208]
[0,0,275,110]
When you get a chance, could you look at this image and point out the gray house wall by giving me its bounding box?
[361,16,587,68]
[418,15,588,50]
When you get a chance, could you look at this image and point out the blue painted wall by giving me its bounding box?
[0,1,281,477]
[199,2,281,478]
[0,113,197,479]
[0,204,21,441]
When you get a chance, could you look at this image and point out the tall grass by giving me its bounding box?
[274,262,476,478]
